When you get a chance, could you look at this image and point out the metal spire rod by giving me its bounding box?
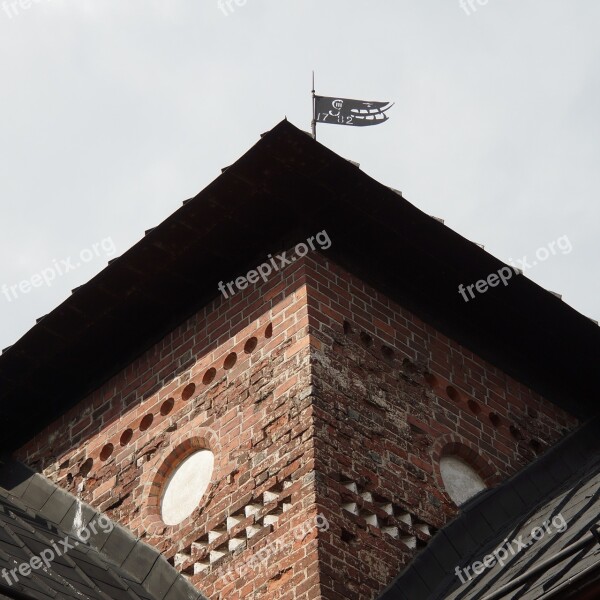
[311,71,316,140]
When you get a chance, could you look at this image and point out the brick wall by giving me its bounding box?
[16,259,324,600]
[15,251,578,600]
[302,254,578,599]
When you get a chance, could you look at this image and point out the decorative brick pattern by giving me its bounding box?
[302,253,578,599]
[170,474,294,576]
[16,260,321,600]
[15,251,579,600]
[338,476,437,550]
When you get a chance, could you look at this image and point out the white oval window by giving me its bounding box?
[440,455,486,506]
[161,450,214,526]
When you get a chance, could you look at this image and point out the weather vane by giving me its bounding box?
[311,71,394,139]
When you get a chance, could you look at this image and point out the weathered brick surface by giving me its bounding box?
[302,254,577,599]
[16,260,323,600]
[15,250,578,600]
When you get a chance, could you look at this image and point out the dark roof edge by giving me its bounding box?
[0,456,205,600]
[1,119,598,451]
[377,413,600,600]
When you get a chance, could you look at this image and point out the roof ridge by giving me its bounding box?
[378,414,600,600]
[0,456,205,600]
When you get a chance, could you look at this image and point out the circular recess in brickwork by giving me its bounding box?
[140,414,154,432]
[202,367,216,385]
[446,385,461,402]
[381,345,395,360]
[182,383,196,401]
[161,449,215,526]
[160,398,175,416]
[343,320,352,334]
[100,444,114,461]
[424,373,438,387]
[341,529,356,543]
[244,337,258,354]
[120,428,133,446]
[509,425,524,440]
[359,332,373,347]
[440,456,486,506]
[264,323,273,338]
[223,352,237,370]
[529,439,542,453]
[79,458,93,477]
[467,399,481,414]
[489,413,501,427]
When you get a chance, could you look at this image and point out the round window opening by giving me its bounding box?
[440,455,487,506]
[161,449,215,526]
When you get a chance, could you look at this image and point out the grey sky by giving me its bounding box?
[1,0,598,351]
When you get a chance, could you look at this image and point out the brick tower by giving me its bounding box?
[3,120,597,600]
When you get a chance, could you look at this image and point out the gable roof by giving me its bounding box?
[1,119,599,450]
[378,415,600,600]
[0,458,204,600]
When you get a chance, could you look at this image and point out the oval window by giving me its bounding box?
[440,455,486,506]
[161,450,214,526]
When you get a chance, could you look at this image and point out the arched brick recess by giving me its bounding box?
[431,434,501,504]
[141,428,222,537]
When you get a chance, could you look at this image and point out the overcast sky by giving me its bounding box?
[1,0,599,351]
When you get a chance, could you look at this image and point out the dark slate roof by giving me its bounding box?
[378,415,600,600]
[0,459,204,600]
[1,119,599,450]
